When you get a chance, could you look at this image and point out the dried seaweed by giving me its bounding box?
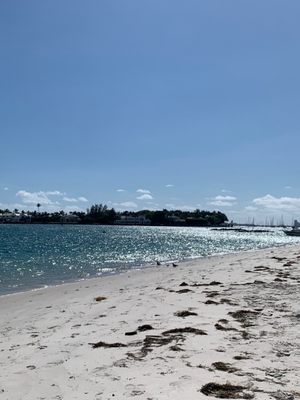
[200,382,251,398]
[95,296,107,302]
[137,324,153,332]
[89,341,126,349]
[212,361,238,373]
[174,310,198,318]
[162,327,207,336]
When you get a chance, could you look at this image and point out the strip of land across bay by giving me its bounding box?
[0,244,300,399]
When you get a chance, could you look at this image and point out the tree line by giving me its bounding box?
[0,204,228,226]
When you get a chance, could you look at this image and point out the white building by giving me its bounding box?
[0,212,31,223]
[60,214,81,224]
[115,215,151,225]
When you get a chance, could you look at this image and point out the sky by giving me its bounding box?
[1,0,300,224]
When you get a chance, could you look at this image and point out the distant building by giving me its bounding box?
[167,215,185,225]
[60,214,81,224]
[114,215,151,225]
[220,220,234,227]
[0,212,31,223]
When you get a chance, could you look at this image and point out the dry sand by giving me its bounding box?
[0,244,300,399]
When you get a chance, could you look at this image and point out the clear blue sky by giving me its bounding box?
[1,0,300,223]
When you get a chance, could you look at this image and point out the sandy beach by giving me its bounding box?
[0,244,300,400]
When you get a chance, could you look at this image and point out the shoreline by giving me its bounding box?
[1,244,300,399]
[1,241,297,299]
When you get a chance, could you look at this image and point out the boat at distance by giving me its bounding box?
[284,228,300,237]
[284,219,300,236]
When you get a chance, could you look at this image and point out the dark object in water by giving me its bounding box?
[209,281,222,286]
[212,228,270,233]
[125,331,137,336]
[172,262,178,267]
[156,261,161,266]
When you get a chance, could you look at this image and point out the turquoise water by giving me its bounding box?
[0,224,298,295]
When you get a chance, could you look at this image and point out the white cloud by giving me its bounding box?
[165,184,174,188]
[221,189,231,193]
[63,197,77,202]
[16,191,87,206]
[116,189,126,192]
[16,190,61,205]
[3,187,8,191]
[111,201,138,210]
[253,194,300,211]
[64,205,85,213]
[209,195,237,207]
[165,203,195,211]
[117,201,138,209]
[245,206,257,211]
[137,194,153,200]
[0,202,25,210]
[137,189,151,194]
[63,196,88,202]
[145,202,160,210]
[46,190,64,196]
[78,196,88,202]
[285,186,292,190]
[165,203,175,208]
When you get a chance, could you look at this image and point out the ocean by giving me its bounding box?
[0,224,298,295]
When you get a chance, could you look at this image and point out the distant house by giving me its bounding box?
[167,215,185,225]
[114,215,151,225]
[0,212,31,223]
[60,214,81,224]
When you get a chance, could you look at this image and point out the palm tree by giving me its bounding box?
[37,203,41,213]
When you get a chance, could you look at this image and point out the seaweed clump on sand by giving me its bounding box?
[162,327,207,336]
[174,310,198,318]
[179,282,189,287]
[212,361,238,373]
[89,341,127,349]
[95,296,107,302]
[127,335,175,361]
[125,324,153,336]
[137,324,153,332]
[215,323,238,332]
[209,281,222,286]
[200,382,252,399]
[205,300,219,305]
[228,310,260,327]
[175,288,193,294]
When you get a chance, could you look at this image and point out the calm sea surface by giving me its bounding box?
[0,224,298,295]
